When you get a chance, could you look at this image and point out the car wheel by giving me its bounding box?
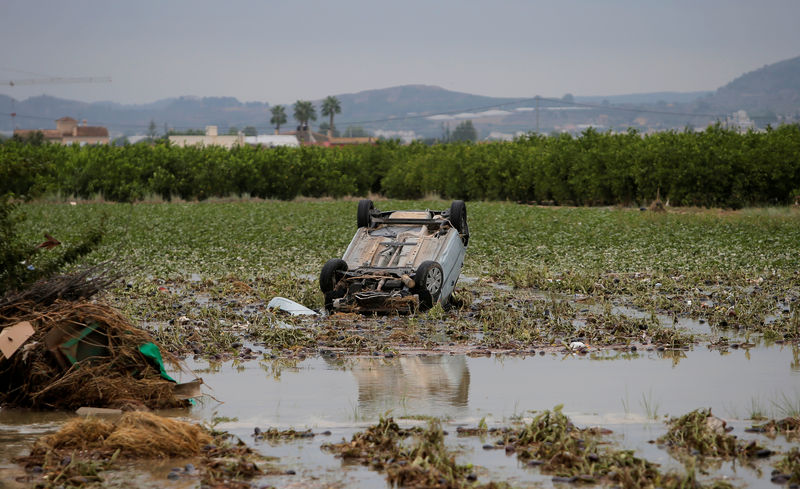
[413,261,444,309]
[357,199,374,228]
[320,258,348,293]
[449,200,469,246]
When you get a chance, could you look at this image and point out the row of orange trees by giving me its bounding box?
[3,124,799,206]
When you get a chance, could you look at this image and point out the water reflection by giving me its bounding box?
[347,356,470,417]
[656,349,687,366]
[792,345,800,372]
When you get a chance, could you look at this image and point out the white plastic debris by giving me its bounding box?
[569,341,589,351]
[267,297,318,316]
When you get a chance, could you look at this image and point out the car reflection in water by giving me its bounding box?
[344,355,470,419]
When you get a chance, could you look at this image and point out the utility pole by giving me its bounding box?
[535,96,540,134]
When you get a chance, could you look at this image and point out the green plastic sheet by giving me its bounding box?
[138,342,176,382]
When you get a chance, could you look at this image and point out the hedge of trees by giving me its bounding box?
[3,124,799,207]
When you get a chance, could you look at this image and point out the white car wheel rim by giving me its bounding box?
[426,268,442,294]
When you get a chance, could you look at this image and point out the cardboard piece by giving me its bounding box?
[76,407,123,416]
[173,378,204,400]
[43,322,109,369]
[0,321,35,360]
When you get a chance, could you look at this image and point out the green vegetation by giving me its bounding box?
[10,201,798,358]
[462,406,736,489]
[0,195,104,296]
[321,416,495,488]
[270,105,287,133]
[3,124,799,206]
[773,447,800,485]
[451,120,478,142]
[293,99,316,129]
[658,408,764,459]
[321,95,342,135]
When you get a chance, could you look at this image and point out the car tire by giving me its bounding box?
[320,258,348,293]
[449,200,469,246]
[357,199,374,228]
[413,261,444,310]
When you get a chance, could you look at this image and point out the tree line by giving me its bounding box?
[270,96,342,136]
[2,124,799,207]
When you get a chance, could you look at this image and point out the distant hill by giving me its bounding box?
[575,91,712,105]
[701,55,800,116]
[332,85,517,122]
[2,56,799,138]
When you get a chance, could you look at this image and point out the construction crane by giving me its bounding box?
[3,76,112,87]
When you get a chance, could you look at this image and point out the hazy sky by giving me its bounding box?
[1,0,798,105]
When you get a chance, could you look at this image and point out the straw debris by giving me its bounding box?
[18,412,272,488]
[0,298,188,410]
[35,412,211,458]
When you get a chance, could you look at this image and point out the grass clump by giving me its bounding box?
[659,408,763,459]
[323,416,503,488]
[746,416,800,440]
[252,426,315,441]
[463,405,736,489]
[772,447,800,485]
[322,416,419,466]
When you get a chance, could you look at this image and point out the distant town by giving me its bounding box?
[3,55,799,145]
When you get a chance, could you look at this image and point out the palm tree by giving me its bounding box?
[270,105,287,134]
[321,96,342,138]
[293,100,317,133]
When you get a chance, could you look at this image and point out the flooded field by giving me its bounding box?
[3,201,799,488]
[3,345,799,488]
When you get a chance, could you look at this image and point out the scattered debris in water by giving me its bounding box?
[745,416,800,440]
[657,408,765,460]
[322,416,500,488]
[252,426,316,441]
[458,405,741,489]
[772,447,800,485]
[15,412,278,488]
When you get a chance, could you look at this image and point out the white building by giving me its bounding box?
[726,110,755,133]
[244,135,299,148]
[168,126,243,148]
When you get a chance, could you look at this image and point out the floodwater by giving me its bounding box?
[3,343,798,488]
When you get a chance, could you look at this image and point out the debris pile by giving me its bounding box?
[31,411,211,458]
[16,412,273,488]
[0,268,195,410]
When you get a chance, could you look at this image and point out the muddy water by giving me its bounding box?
[183,347,799,426]
[189,346,797,487]
[2,345,798,487]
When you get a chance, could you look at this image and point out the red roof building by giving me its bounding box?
[14,117,109,145]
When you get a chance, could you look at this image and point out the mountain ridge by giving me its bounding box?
[2,55,798,137]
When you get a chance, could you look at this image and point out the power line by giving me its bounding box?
[3,76,112,87]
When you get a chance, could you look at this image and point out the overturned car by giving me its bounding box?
[320,200,469,313]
